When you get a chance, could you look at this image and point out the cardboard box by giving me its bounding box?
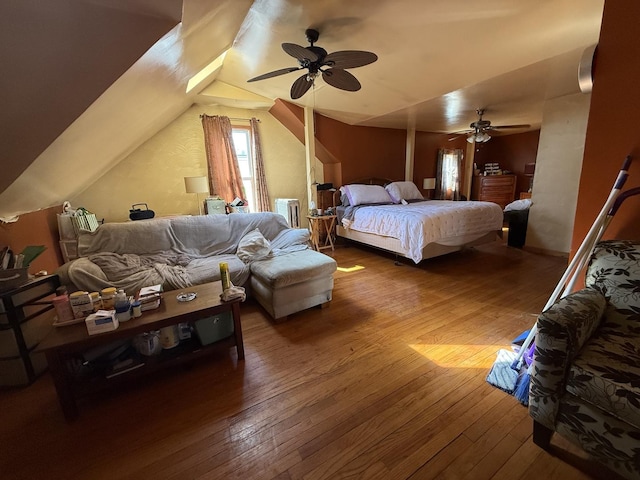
[86,310,119,335]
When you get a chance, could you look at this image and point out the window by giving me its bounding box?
[436,148,463,200]
[441,152,459,197]
[231,128,255,211]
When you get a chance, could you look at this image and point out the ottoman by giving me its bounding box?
[250,249,337,321]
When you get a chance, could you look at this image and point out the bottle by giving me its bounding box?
[114,289,131,322]
[219,262,231,291]
[89,292,102,312]
[52,295,75,323]
[69,291,93,319]
[131,300,142,318]
[100,287,117,309]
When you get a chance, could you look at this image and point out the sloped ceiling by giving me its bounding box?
[0,0,604,220]
[0,0,182,194]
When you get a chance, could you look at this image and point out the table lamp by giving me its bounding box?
[423,178,436,198]
[423,178,436,190]
[184,176,209,215]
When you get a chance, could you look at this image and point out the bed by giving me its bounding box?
[335,179,504,263]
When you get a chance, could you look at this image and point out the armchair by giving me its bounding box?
[529,240,640,479]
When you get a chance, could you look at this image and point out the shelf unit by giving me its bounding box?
[0,274,60,386]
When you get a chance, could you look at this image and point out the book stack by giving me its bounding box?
[137,284,162,311]
[484,163,501,175]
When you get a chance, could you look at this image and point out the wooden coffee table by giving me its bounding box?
[37,281,243,421]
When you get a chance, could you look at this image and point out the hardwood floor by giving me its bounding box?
[0,239,616,479]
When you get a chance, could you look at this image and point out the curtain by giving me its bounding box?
[250,118,270,212]
[201,115,245,203]
[435,148,463,200]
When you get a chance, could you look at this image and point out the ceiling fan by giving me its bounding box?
[451,109,531,143]
[247,28,378,100]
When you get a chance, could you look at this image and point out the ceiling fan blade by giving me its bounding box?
[247,67,301,82]
[282,43,318,62]
[450,129,473,135]
[290,73,313,99]
[323,50,378,69]
[488,124,531,130]
[322,68,361,92]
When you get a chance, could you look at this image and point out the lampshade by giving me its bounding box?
[423,178,436,190]
[184,176,209,194]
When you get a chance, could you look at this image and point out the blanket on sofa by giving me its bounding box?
[59,213,311,295]
[88,252,193,290]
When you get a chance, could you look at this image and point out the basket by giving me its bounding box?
[0,268,29,292]
[71,210,99,235]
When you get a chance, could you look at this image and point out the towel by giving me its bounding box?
[220,284,246,302]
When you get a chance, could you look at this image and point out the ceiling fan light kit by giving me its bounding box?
[247,28,378,99]
[467,131,491,143]
[454,109,531,143]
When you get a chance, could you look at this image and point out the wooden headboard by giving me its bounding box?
[333,177,398,206]
[344,177,396,187]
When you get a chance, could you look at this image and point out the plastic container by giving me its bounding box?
[69,291,93,319]
[52,295,75,323]
[89,292,102,312]
[114,289,131,322]
[131,300,142,318]
[194,312,234,345]
[159,325,180,349]
[135,331,162,356]
[100,287,117,310]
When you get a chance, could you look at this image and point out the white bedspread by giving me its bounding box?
[343,200,503,263]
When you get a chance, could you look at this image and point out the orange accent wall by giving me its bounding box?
[474,131,540,196]
[573,0,640,253]
[314,115,406,184]
[0,206,64,275]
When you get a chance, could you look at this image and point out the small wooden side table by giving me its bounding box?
[307,215,336,252]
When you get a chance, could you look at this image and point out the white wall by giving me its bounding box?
[526,93,592,254]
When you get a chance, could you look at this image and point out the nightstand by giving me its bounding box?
[307,215,336,252]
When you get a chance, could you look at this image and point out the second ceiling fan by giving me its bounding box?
[452,109,531,143]
[247,28,378,100]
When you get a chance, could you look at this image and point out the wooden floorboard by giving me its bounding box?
[0,238,616,479]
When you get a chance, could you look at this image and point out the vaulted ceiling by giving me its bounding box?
[0,0,604,220]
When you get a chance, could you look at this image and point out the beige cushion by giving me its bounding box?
[250,250,337,289]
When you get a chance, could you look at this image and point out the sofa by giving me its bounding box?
[56,213,337,320]
[529,240,640,479]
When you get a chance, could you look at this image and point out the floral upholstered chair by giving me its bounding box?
[529,240,640,480]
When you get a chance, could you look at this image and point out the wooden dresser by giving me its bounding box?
[471,175,516,209]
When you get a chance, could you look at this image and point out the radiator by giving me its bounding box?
[274,198,300,228]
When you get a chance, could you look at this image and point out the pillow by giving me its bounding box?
[236,228,272,263]
[504,199,532,212]
[384,181,424,204]
[338,186,350,206]
[341,184,392,206]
